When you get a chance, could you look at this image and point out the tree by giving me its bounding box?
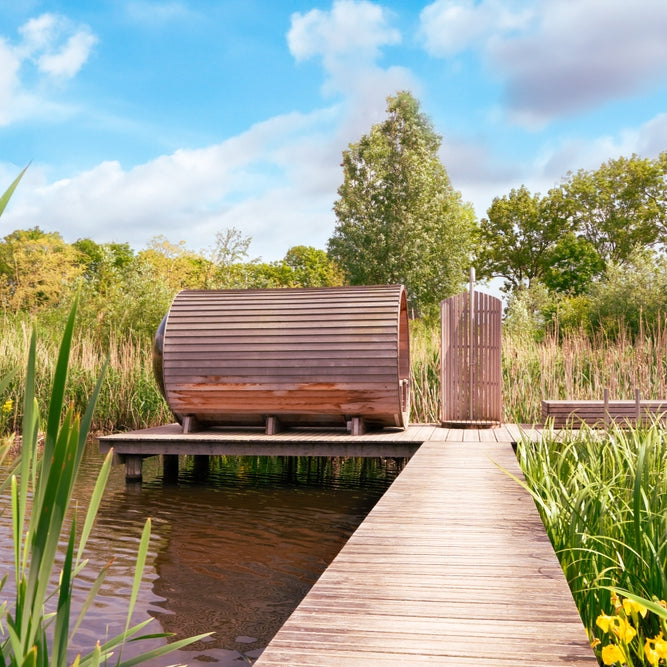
[0,227,82,312]
[328,91,477,316]
[561,153,667,264]
[476,186,571,293]
[282,246,344,287]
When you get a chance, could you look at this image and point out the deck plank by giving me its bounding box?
[255,437,596,666]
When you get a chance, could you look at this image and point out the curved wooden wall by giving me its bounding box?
[155,285,410,431]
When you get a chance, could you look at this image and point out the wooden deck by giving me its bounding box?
[255,429,597,666]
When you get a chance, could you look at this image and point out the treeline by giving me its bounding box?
[0,227,344,346]
[479,152,667,339]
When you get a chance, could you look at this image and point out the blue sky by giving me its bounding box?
[1,0,667,261]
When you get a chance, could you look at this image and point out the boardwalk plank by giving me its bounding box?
[255,438,596,666]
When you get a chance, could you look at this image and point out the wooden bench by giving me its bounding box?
[542,398,667,427]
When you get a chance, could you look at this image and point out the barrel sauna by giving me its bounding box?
[153,285,410,433]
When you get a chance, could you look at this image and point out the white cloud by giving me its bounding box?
[0,13,96,125]
[288,0,403,99]
[38,29,98,78]
[420,0,532,57]
[441,109,667,222]
[420,0,667,125]
[289,0,400,63]
[1,108,348,259]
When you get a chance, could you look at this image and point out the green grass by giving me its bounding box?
[515,421,667,654]
[0,302,209,665]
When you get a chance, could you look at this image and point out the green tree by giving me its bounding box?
[282,245,344,287]
[328,91,477,315]
[541,231,605,296]
[561,152,667,263]
[0,227,82,312]
[476,186,571,292]
[138,235,210,291]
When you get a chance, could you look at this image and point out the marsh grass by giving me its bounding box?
[0,302,209,665]
[2,316,666,434]
[408,320,667,425]
[0,317,171,436]
[515,422,667,643]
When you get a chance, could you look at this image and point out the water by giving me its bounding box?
[1,444,405,665]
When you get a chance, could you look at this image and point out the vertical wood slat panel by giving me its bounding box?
[440,291,502,425]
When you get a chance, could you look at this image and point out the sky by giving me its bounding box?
[1,0,667,262]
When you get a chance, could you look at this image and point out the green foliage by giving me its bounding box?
[587,250,667,338]
[541,231,605,296]
[0,302,210,665]
[0,227,83,313]
[477,186,567,292]
[561,152,667,264]
[515,423,667,644]
[328,90,477,316]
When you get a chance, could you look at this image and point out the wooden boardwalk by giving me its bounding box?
[255,428,597,666]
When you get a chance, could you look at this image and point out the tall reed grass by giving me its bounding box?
[0,316,171,437]
[2,316,666,435]
[408,320,667,425]
[515,422,667,663]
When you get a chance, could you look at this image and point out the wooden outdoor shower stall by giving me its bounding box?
[153,285,411,435]
[440,288,503,426]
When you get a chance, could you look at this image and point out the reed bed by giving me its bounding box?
[2,317,666,435]
[409,320,667,425]
[0,317,171,436]
[515,422,667,663]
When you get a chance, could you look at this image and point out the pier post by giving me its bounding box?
[124,455,143,482]
[163,454,179,482]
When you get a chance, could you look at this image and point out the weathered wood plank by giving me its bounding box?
[255,438,596,666]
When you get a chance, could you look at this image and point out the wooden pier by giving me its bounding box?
[99,424,596,664]
[255,427,597,666]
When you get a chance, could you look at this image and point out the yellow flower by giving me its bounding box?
[645,634,667,666]
[623,598,648,618]
[601,644,624,665]
[596,614,636,643]
[1,399,12,414]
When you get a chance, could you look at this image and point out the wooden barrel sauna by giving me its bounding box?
[153,285,410,433]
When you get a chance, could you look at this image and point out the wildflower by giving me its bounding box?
[623,598,648,618]
[645,634,667,666]
[601,644,624,665]
[596,614,636,643]
[2,399,12,415]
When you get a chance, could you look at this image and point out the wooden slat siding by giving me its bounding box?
[160,285,410,430]
[440,291,502,425]
[255,437,596,666]
[542,399,667,427]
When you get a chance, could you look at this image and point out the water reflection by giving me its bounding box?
[1,445,404,665]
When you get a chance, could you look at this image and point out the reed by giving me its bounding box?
[0,316,171,436]
[2,316,666,435]
[515,422,667,646]
[0,301,209,665]
[408,319,667,425]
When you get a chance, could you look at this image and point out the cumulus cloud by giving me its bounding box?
[287,0,417,160]
[0,13,96,125]
[2,108,346,259]
[288,0,404,98]
[420,0,667,125]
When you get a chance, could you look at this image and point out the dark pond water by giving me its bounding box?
[0,443,405,665]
